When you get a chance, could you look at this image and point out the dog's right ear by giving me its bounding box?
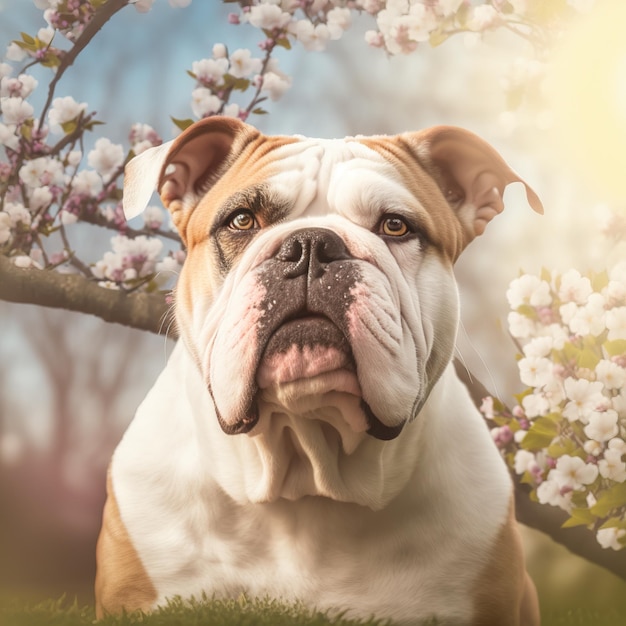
[123,116,257,227]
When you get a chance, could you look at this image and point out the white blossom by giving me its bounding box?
[536,478,572,509]
[0,63,12,80]
[507,274,552,309]
[48,96,87,133]
[60,210,79,225]
[550,455,599,491]
[567,292,606,336]
[562,377,605,423]
[247,3,292,30]
[192,58,229,84]
[508,311,536,339]
[292,20,331,51]
[0,123,19,150]
[518,356,553,388]
[212,43,227,59]
[596,527,626,551]
[522,336,554,358]
[29,186,53,212]
[261,71,291,101]
[191,87,222,119]
[522,392,549,418]
[514,449,538,475]
[1,97,34,125]
[5,43,27,62]
[19,156,65,188]
[143,205,164,230]
[37,26,55,44]
[1,74,38,99]
[596,360,626,390]
[87,138,125,178]
[608,438,626,456]
[598,449,626,482]
[71,170,103,197]
[584,410,619,443]
[228,49,262,79]
[606,306,626,341]
[131,0,155,12]
[559,269,593,305]
[326,7,351,39]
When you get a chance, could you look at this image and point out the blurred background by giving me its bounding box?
[1,0,626,616]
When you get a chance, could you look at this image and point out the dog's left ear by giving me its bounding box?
[123,116,257,226]
[406,126,543,245]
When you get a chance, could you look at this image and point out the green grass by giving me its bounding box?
[1,596,626,626]
[0,596,394,626]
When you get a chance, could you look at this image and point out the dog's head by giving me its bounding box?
[124,116,541,473]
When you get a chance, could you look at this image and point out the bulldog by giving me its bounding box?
[95,116,543,625]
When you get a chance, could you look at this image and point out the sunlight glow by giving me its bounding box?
[547,2,626,200]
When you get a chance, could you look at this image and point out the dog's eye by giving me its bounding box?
[228,210,258,231]
[379,216,410,238]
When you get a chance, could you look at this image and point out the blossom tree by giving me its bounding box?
[1,0,624,579]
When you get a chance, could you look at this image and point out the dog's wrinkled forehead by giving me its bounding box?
[123,116,543,263]
[182,135,465,262]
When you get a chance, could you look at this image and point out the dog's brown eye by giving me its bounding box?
[229,211,258,231]
[380,216,410,237]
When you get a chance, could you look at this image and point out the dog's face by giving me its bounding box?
[124,117,541,503]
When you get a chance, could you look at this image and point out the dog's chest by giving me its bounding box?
[141,491,478,623]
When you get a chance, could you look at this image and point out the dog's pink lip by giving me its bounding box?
[256,316,355,389]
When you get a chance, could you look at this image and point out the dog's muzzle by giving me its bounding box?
[209,227,404,441]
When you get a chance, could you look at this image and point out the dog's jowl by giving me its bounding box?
[95,117,543,625]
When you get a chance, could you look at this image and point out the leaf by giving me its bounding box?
[13,39,37,52]
[60,120,78,135]
[20,31,36,45]
[84,120,105,132]
[456,2,471,26]
[171,117,194,132]
[590,482,626,517]
[599,517,626,531]
[521,416,559,451]
[577,347,600,370]
[591,270,609,292]
[540,266,552,285]
[562,507,596,528]
[252,108,268,115]
[275,38,291,50]
[187,70,197,80]
[547,437,577,459]
[516,304,537,319]
[429,30,449,47]
[223,74,250,91]
[603,339,626,358]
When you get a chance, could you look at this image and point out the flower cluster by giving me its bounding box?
[185,42,290,123]
[483,265,626,551]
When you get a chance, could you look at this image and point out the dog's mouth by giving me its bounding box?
[251,315,403,440]
[256,316,357,390]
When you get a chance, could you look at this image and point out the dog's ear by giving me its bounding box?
[407,126,543,243]
[123,116,256,225]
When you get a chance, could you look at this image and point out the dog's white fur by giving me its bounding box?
[96,118,542,625]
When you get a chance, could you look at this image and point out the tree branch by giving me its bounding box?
[0,254,173,335]
[454,360,626,582]
[38,0,130,129]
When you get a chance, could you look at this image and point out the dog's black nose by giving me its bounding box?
[276,228,352,279]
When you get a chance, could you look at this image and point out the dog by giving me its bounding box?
[95,116,543,625]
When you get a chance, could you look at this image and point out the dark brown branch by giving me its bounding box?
[454,360,626,582]
[38,0,129,129]
[0,254,173,335]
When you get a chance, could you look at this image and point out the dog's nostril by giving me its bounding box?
[276,228,351,275]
